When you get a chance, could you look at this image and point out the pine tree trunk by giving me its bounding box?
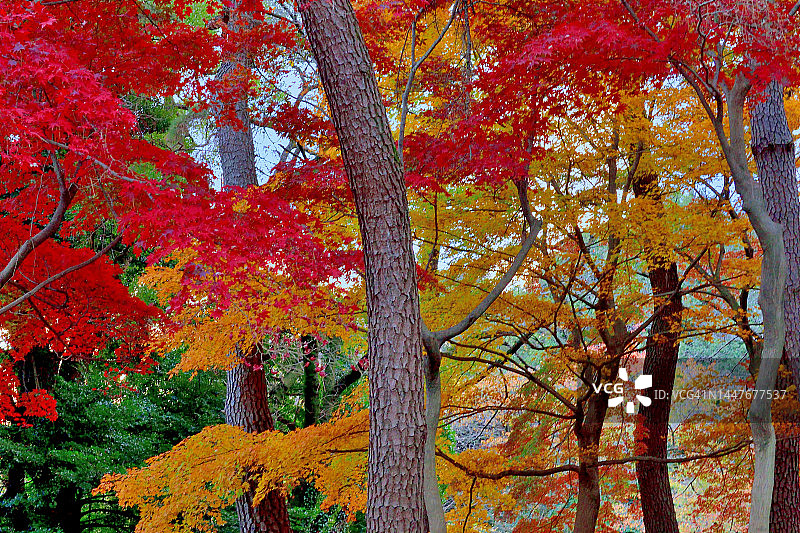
[772,357,800,533]
[633,173,681,533]
[750,80,800,533]
[215,4,290,532]
[298,1,427,530]
[225,352,291,533]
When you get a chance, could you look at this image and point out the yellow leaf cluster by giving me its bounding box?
[98,407,370,532]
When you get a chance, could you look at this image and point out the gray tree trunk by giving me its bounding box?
[719,74,786,533]
[297,1,427,531]
[750,80,800,533]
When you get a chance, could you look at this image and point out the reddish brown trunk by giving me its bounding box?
[772,359,800,533]
[633,173,681,533]
[298,1,427,530]
[634,261,681,533]
[215,5,290,532]
[750,80,800,533]
[225,353,291,533]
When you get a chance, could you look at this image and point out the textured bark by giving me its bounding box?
[722,74,785,533]
[750,80,800,533]
[633,174,682,533]
[298,1,427,531]
[217,55,257,189]
[772,359,800,533]
[225,349,291,533]
[216,5,290,532]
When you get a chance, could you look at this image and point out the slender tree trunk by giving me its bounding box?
[298,1,427,530]
[633,173,682,533]
[215,5,291,532]
[635,261,681,533]
[423,347,446,533]
[719,74,785,533]
[302,336,320,428]
[750,80,800,533]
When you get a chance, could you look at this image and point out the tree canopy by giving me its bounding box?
[2,1,800,532]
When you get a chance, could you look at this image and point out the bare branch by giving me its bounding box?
[437,438,750,480]
[430,180,542,345]
[398,3,459,165]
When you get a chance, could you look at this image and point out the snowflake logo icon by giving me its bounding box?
[607,368,653,414]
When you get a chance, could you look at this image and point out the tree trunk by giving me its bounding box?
[302,336,320,428]
[635,261,681,533]
[750,80,800,533]
[225,349,291,533]
[423,348,446,533]
[719,74,786,533]
[298,1,427,531]
[772,358,800,533]
[633,173,682,533]
[215,4,291,532]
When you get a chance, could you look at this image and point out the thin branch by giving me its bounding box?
[436,438,750,480]
[398,2,460,165]
[619,0,661,42]
[462,476,477,533]
[437,448,579,478]
[430,180,542,344]
[36,137,146,184]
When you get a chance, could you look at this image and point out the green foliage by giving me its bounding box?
[0,351,234,533]
[124,94,197,153]
[288,487,367,533]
